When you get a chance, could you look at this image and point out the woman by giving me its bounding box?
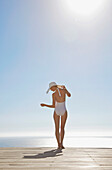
[40,82,71,149]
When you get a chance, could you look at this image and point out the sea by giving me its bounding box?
[0,135,112,148]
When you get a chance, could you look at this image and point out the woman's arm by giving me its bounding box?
[40,104,54,108]
[62,85,71,97]
[40,93,55,108]
[65,89,71,97]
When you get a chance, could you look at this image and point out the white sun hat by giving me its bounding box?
[46,82,57,94]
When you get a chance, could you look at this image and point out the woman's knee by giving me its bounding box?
[55,127,59,133]
[61,127,65,133]
[55,130,59,137]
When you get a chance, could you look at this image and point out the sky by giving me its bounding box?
[0,0,112,136]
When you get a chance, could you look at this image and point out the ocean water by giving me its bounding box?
[0,136,112,148]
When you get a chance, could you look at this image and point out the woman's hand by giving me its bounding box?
[40,103,46,107]
[62,85,66,90]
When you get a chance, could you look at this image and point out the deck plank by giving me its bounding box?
[0,147,112,170]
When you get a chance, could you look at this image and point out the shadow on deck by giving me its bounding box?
[23,148,63,159]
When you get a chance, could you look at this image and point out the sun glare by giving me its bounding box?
[65,0,105,17]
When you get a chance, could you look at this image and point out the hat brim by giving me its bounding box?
[46,85,58,94]
[46,88,50,94]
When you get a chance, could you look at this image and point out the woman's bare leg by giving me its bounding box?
[53,111,60,148]
[60,111,67,148]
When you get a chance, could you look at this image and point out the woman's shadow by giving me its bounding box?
[23,148,63,159]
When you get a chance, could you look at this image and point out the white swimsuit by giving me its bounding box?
[54,88,67,116]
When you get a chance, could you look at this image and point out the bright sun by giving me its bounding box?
[65,0,105,17]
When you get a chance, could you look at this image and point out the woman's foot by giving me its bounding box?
[58,143,65,149]
[61,145,65,149]
[57,143,62,149]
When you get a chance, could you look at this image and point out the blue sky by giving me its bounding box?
[0,0,112,136]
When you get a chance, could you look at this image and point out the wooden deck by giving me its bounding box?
[0,147,112,170]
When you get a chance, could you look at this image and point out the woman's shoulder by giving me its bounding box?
[52,93,56,100]
[60,88,66,93]
[52,92,56,97]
